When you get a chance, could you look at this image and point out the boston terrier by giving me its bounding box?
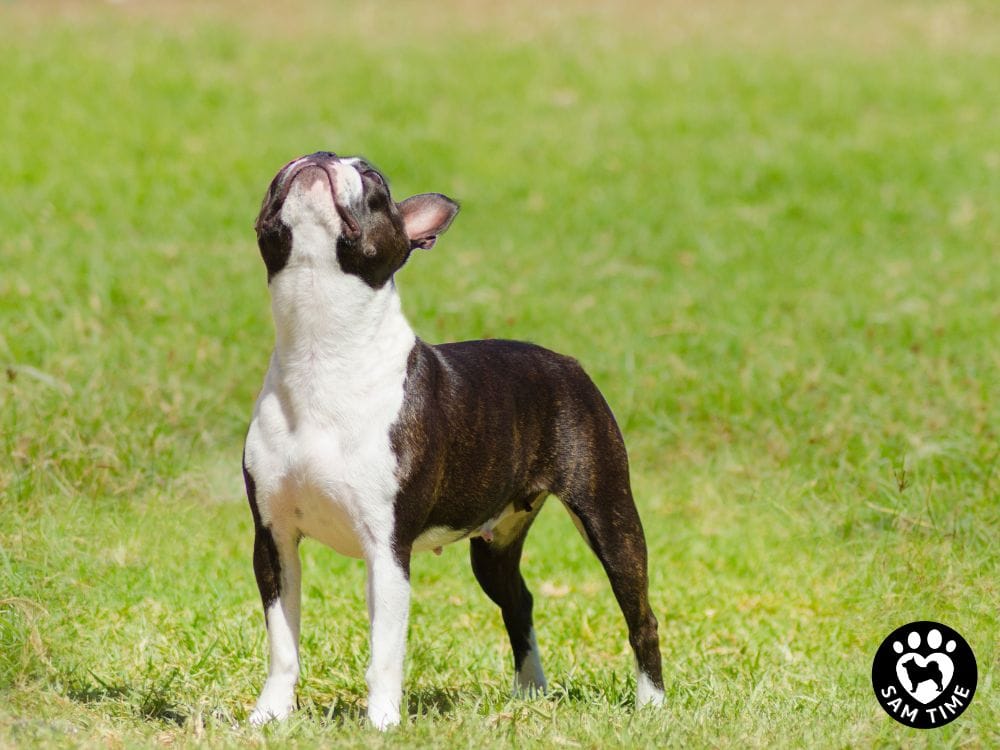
[243,152,664,729]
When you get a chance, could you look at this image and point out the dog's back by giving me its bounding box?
[390,338,628,538]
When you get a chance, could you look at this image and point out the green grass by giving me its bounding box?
[1,0,998,747]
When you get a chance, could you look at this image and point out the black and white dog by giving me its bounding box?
[243,152,663,729]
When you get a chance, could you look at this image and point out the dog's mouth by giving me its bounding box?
[270,152,361,239]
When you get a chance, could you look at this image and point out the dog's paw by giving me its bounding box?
[636,671,665,708]
[512,629,547,697]
[248,702,293,727]
[367,696,401,731]
[249,686,296,726]
[513,660,547,697]
[512,677,548,698]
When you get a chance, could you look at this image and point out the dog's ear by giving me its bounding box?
[397,193,459,250]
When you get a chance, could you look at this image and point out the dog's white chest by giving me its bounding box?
[246,378,407,558]
[244,272,415,560]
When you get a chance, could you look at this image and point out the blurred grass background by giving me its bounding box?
[1,1,997,747]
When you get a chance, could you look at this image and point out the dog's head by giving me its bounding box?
[254,152,459,287]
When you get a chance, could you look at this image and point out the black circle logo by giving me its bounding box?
[872,621,977,728]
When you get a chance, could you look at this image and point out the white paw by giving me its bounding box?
[249,685,295,726]
[513,661,547,697]
[513,677,548,698]
[636,670,665,708]
[367,697,401,731]
[512,629,547,697]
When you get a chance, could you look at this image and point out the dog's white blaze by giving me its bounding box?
[341,156,365,171]
[244,160,415,730]
[636,669,664,707]
[514,627,547,695]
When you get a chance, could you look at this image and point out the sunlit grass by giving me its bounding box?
[1,1,998,747]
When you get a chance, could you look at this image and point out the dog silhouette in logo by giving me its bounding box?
[900,655,944,692]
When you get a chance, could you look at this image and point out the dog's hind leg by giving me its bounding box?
[556,432,664,708]
[562,488,664,706]
[470,495,548,696]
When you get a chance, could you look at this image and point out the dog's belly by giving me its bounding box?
[412,505,515,553]
[412,526,468,552]
[412,501,534,552]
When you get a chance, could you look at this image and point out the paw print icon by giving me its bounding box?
[872,621,977,728]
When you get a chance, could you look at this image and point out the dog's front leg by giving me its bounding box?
[248,524,302,725]
[364,545,411,730]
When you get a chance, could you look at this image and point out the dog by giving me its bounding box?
[242,152,664,729]
[899,656,944,693]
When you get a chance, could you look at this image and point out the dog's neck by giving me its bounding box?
[266,263,415,419]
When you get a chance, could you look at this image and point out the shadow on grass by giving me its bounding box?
[303,678,634,727]
[303,685,467,725]
[64,669,187,725]
[544,675,634,709]
[406,685,464,717]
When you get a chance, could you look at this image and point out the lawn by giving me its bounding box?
[1,0,997,747]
